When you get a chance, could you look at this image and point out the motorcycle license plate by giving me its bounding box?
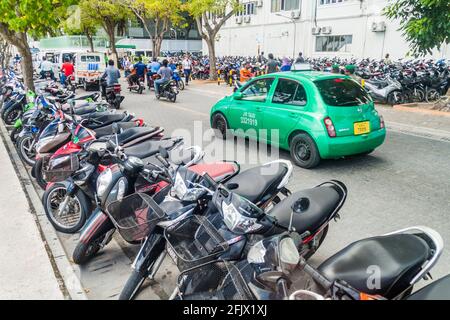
[354,121,370,135]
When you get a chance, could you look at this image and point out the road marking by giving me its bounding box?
[163,102,209,118]
[387,121,450,143]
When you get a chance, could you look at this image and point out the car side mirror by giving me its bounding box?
[234,92,243,100]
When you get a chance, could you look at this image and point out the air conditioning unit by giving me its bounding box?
[321,26,332,34]
[256,0,263,7]
[371,21,386,32]
[244,16,251,23]
[312,27,321,35]
[291,10,301,19]
[235,16,243,24]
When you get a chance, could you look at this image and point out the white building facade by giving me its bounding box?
[210,0,449,59]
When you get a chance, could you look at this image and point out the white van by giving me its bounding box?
[74,52,106,91]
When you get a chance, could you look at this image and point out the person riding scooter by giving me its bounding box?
[154,59,173,99]
[101,59,121,98]
[147,57,161,89]
[129,57,147,88]
[39,56,55,80]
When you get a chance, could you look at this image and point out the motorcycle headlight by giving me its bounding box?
[96,168,112,197]
[171,172,187,199]
[247,240,267,264]
[279,237,300,273]
[117,178,126,201]
[222,201,262,235]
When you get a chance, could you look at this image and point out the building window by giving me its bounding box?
[315,35,353,52]
[236,2,256,16]
[319,0,348,5]
[271,0,300,12]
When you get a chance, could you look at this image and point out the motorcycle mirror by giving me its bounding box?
[226,182,239,190]
[112,122,120,134]
[158,146,169,159]
[256,271,285,284]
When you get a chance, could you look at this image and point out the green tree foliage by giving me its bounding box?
[128,0,184,58]
[185,0,241,80]
[82,0,132,65]
[0,0,77,90]
[384,0,450,56]
[63,1,100,52]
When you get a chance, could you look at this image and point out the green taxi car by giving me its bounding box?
[210,71,386,168]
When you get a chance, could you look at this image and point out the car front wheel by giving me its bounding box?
[290,133,321,169]
[211,113,229,139]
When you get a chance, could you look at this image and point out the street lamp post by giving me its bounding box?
[276,13,297,59]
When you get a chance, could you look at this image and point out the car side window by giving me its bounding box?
[272,79,308,106]
[241,78,274,102]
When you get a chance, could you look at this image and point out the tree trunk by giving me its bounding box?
[17,45,34,91]
[206,37,217,81]
[86,33,94,52]
[153,36,162,59]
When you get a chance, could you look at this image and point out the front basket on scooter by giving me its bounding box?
[176,260,254,300]
[164,215,229,272]
[43,154,80,182]
[106,193,165,243]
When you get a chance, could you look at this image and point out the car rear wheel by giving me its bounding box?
[211,113,229,139]
[290,133,321,169]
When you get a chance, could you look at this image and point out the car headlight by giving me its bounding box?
[279,237,300,273]
[247,240,266,264]
[222,201,262,235]
[171,172,187,199]
[97,168,112,197]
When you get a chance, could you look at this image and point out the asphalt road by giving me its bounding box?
[58,81,450,299]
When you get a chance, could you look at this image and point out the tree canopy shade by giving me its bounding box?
[0,0,77,90]
[185,0,241,80]
[384,0,450,56]
[128,0,184,58]
[81,0,132,65]
[63,1,100,52]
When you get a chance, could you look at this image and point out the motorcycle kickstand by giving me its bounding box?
[147,251,167,281]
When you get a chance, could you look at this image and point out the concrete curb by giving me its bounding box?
[0,121,88,300]
[393,104,450,118]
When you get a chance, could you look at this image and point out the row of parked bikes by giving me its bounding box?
[1,69,450,301]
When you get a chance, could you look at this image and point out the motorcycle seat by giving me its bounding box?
[406,275,450,300]
[267,186,341,234]
[124,138,178,159]
[93,121,142,138]
[226,162,288,204]
[74,93,98,101]
[114,127,158,145]
[86,113,128,128]
[317,233,430,299]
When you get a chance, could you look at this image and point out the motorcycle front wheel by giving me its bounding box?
[43,183,90,233]
[17,135,36,166]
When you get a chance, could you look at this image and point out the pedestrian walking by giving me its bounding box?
[265,53,279,74]
[182,54,192,86]
[295,52,305,64]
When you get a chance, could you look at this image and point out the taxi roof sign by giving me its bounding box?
[291,63,312,71]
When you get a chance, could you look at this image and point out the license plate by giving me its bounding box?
[354,121,370,135]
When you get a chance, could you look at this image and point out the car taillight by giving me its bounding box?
[324,117,336,137]
[379,115,385,129]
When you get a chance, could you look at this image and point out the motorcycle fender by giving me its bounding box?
[132,233,166,274]
[79,208,114,244]
[14,118,22,129]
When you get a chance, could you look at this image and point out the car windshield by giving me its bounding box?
[315,78,371,107]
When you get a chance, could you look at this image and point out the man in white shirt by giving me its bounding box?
[39,56,55,80]
[182,54,192,86]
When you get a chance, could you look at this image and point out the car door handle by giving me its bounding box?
[255,106,262,112]
[289,112,299,118]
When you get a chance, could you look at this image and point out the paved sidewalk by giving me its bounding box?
[0,135,63,299]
